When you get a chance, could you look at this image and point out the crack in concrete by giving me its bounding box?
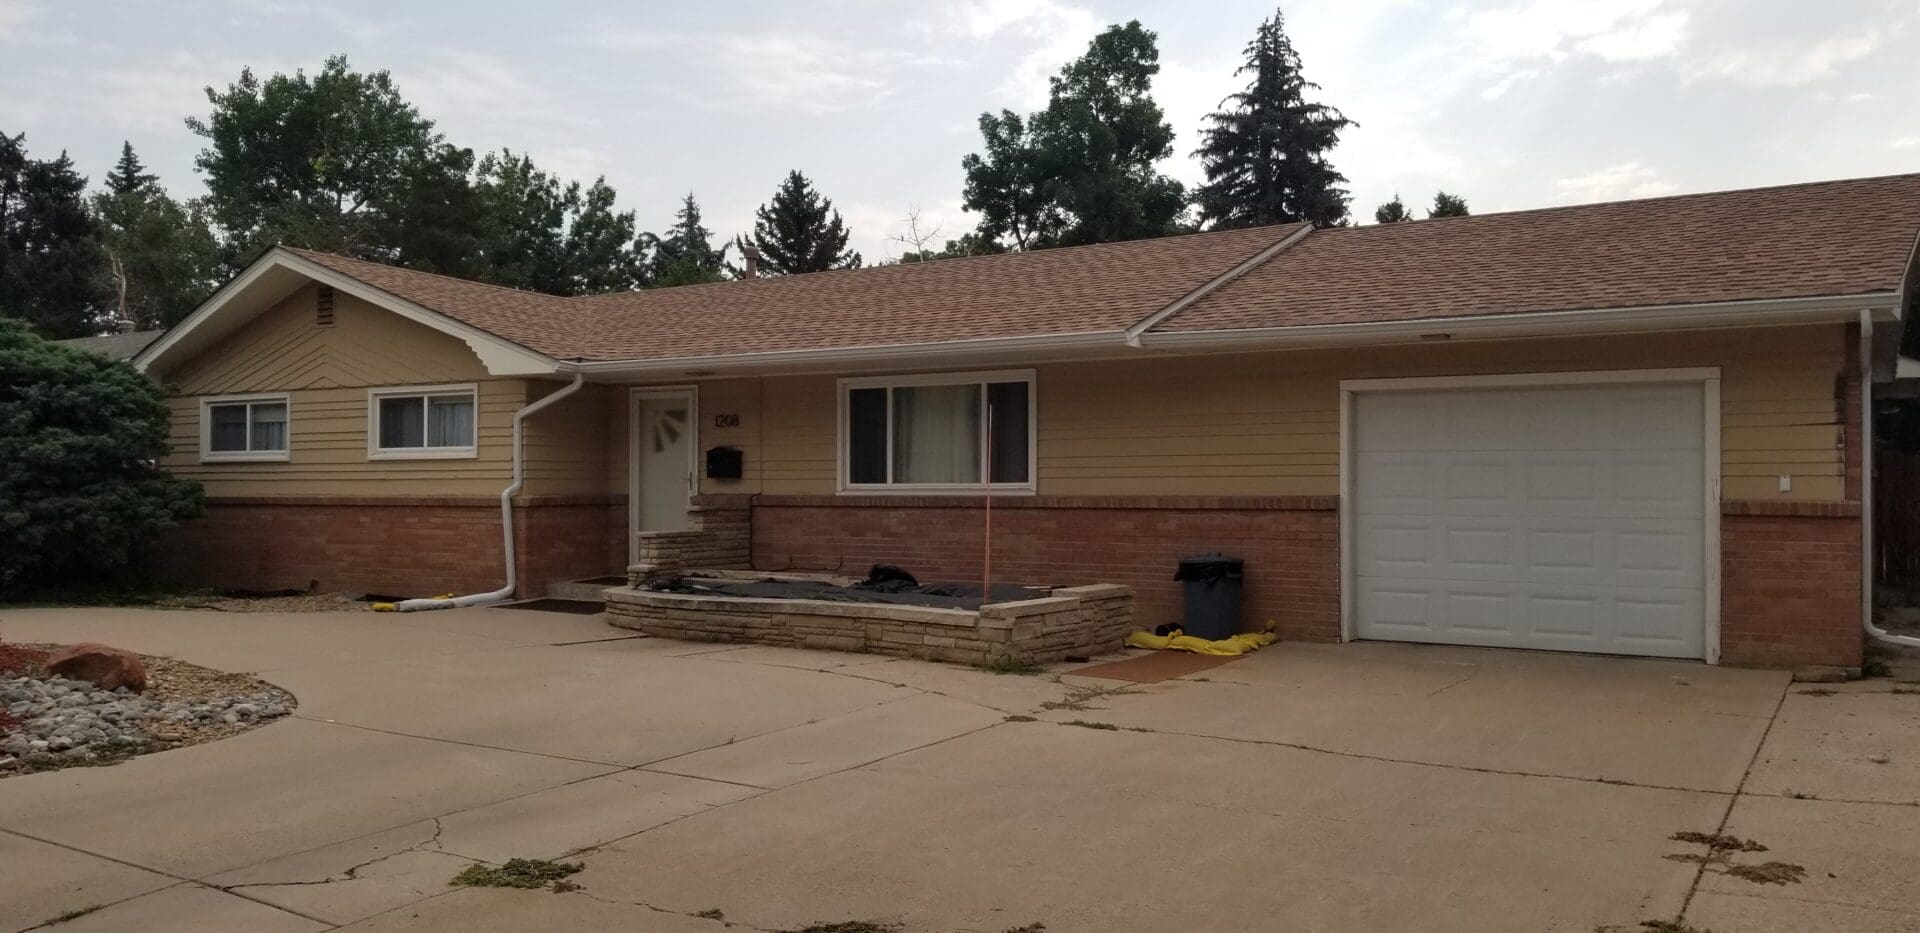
[1676,674,1792,922]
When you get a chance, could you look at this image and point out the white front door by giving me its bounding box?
[1350,381,1708,659]
[632,389,696,542]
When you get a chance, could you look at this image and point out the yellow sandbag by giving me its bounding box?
[1125,629,1278,656]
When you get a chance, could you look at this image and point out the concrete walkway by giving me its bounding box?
[0,606,1913,932]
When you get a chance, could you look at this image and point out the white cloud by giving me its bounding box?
[931,0,1099,108]
[592,29,942,115]
[1464,0,1685,64]
[1893,136,1920,150]
[0,0,35,40]
[1551,162,1681,202]
[1684,31,1882,87]
[1480,67,1540,99]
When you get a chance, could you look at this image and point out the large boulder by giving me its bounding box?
[44,643,147,693]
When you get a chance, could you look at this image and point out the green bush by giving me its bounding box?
[0,319,202,594]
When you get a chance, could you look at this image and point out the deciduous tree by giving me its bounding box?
[91,142,221,328]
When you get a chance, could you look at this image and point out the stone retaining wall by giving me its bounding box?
[605,583,1133,665]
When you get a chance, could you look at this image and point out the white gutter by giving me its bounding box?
[1136,292,1904,350]
[1860,310,1920,649]
[394,372,586,612]
[562,330,1126,377]
[1123,223,1314,347]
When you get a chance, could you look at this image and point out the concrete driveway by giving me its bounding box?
[1,606,1913,932]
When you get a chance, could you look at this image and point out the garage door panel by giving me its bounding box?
[1352,382,1706,659]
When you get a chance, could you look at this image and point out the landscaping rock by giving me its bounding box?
[0,672,294,774]
[44,643,148,693]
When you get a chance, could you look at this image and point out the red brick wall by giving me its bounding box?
[162,496,625,598]
[737,495,1341,641]
[1720,504,1864,668]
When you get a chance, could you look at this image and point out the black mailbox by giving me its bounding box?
[705,446,744,480]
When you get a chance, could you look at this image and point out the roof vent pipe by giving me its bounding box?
[741,245,761,280]
[1859,309,1920,649]
[393,371,586,611]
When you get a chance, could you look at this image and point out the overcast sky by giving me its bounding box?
[3,0,1916,263]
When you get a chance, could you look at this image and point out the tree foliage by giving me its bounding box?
[643,194,727,287]
[962,21,1187,250]
[0,319,203,593]
[188,55,449,262]
[91,142,221,329]
[1195,8,1355,228]
[1373,194,1413,224]
[1428,190,1470,218]
[735,171,860,275]
[0,132,112,338]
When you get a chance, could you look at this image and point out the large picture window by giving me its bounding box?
[368,385,477,459]
[200,394,289,462]
[839,371,1034,492]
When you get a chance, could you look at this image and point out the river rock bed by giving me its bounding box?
[0,649,295,775]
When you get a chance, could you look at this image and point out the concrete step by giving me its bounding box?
[545,576,627,601]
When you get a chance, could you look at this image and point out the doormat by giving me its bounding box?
[494,598,607,615]
[1074,651,1237,684]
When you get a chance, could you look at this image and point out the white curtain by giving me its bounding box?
[249,403,287,452]
[892,385,980,484]
[427,395,475,448]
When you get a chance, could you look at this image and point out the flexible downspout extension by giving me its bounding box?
[394,372,587,612]
[1859,311,1920,648]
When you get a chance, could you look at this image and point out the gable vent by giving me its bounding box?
[315,285,335,327]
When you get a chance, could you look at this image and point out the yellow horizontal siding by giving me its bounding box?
[700,323,1850,502]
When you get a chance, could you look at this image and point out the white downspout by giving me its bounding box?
[1860,311,1920,648]
[395,372,587,612]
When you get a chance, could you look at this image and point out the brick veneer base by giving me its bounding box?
[733,495,1341,642]
[1720,512,1863,668]
[161,496,625,598]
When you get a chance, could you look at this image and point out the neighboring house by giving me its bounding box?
[134,174,1920,670]
[56,329,165,361]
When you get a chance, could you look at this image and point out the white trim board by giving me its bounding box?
[1337,367,1724,664]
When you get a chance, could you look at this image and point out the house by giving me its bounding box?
[56,328,165,361]
[133,173,1920,670]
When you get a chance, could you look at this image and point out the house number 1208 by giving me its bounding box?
[713,414,741,428]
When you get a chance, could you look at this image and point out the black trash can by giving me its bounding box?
[1174,553,1244,641]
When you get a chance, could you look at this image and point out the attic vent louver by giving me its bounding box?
[316,285,335,327]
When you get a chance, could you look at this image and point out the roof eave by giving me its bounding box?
[134,247,561,378]
[1135,292,1905,353]
[560,330,1130,379]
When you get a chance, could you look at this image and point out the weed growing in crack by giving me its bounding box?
[1003,924,1047,933]
[44,904,104,925]
[695,908,725,920]
[981,654,1044,676]
[450,858,583,891]
[1041,680,1140,712]
[1796,688,1838,696]
[1063,720,1118,730]
[1663,831,1802,886]
[1003,714,1037,723]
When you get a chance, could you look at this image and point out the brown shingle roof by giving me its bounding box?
[290,225,1298,362]
[280,173,1920,363]
[1158,173,1920,334]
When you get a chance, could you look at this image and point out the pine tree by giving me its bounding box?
[643,194,727,288]
[105,142,157,196]
[735,171,860,276]
[0,131,112,337]
[1195,8,1356,228]
[1428,191,1470,218]
[1373,195,1413,224]
[92,141,222,329]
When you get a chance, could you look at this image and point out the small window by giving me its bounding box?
[840,371,1034,492]
[369,386,477,459]
[201,395,289,462]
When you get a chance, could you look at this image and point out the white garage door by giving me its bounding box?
[1351,382,1706,659]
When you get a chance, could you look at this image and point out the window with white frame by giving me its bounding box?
[840,371,1033,491]
[369,386,477,458]
[201,395,289,461]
